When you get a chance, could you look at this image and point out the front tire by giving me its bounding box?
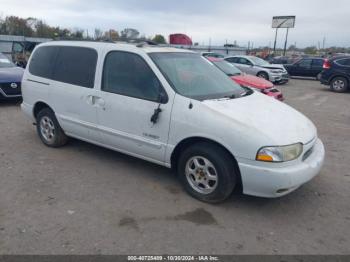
[257,71,269,80]
[177,142,237,203]
[36,108,68,147]
[330,77,348,93]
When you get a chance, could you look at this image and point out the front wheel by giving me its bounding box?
[36,108,68,147]
[177,142,237,203]
[257,72,269,80]
[330,77,348,93]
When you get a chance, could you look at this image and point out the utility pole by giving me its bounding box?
[283,28,289,56]
[323,37,326,50]
[273,28,278,54]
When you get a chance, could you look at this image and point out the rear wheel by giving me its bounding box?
[257,72,269,80]
[330,77,348,93]
[36,108,68,147]
[177,142,237,203]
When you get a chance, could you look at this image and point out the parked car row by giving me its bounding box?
[224,55,290,84]
[206,57,284,101]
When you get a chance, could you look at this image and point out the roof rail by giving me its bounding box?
[116,38,158,47]
[52,37,158,47]
[52,38,115,43]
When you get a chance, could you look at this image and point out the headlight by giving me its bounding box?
[256,143,303,162]
[271,69,283,74]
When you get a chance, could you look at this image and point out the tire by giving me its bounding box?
[36,108,68,147]
[330,77,348,93]
[257,71,269,80]
[177,142,237,203]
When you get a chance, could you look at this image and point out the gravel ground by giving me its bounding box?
[0,79,349,255]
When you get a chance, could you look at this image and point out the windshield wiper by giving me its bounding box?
[223,94,236,99]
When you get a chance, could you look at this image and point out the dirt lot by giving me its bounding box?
[0,79,349,255]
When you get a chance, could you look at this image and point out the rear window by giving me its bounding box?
[29,46,98,88]
[29,46,58,78]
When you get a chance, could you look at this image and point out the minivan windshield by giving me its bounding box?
[149,52,245,100]
[0,53,15,68]
[212,60,242,76]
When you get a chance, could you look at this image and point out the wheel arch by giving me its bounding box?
[170,136,242,190]
[33,101,53,119]
[329,74,350,85]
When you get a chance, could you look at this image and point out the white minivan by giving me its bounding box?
[21,41,325,203]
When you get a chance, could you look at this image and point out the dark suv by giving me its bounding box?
[320,56,350,93]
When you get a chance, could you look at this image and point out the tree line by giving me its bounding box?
[0,15,168,44]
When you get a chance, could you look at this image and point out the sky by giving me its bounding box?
[1,0,349,48]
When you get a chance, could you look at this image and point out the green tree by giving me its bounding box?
[120,28,139,39]
[304,46,318,55]
[152,34,167,44]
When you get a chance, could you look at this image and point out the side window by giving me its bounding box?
[53,47,97,88]
[312,59,324,67]
[102,51,163,102]
[239,58,251,65]
[336,58,350,66]
[29,46,59,79]
[297,59,312,67]
[225,57,237,63]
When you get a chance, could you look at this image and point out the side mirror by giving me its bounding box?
[158,91,168,104]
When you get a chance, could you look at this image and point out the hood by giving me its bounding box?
[0,67,24,83]
[202,92,316,145]
[260,64,286,71]
[231,74,273,89]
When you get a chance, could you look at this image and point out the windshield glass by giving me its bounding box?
[0,54,15,68]
[249,56,269,66]
[149,52,245,100]
[213,60,241,76]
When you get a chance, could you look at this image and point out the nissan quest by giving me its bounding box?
[21,41,325,203]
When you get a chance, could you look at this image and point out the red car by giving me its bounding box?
[207,57,284,101]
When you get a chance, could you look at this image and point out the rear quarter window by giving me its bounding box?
[312,59,324,67]
[29,46,59,79]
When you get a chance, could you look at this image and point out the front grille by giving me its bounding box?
[0,82,21,95]
[303,146,314,161]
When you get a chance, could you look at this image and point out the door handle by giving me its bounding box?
[86,95,95,105]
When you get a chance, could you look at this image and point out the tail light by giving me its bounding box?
[323,59,331,69]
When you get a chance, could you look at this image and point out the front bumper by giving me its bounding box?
[269,72,289,83]
[0,82,22,100]
[238,138,325,198]
[263,88,284,101]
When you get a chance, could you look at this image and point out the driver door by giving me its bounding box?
[95,51,173,164]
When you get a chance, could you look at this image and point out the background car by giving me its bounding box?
[201,52,225,58]
[269,56,298,65]
[284,57,324,79]
[225,55,289,84]
[0,52,24,100]
[207,57,284,101]
[320,56,350,93]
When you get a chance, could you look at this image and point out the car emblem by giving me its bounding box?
[10,83,18,89]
